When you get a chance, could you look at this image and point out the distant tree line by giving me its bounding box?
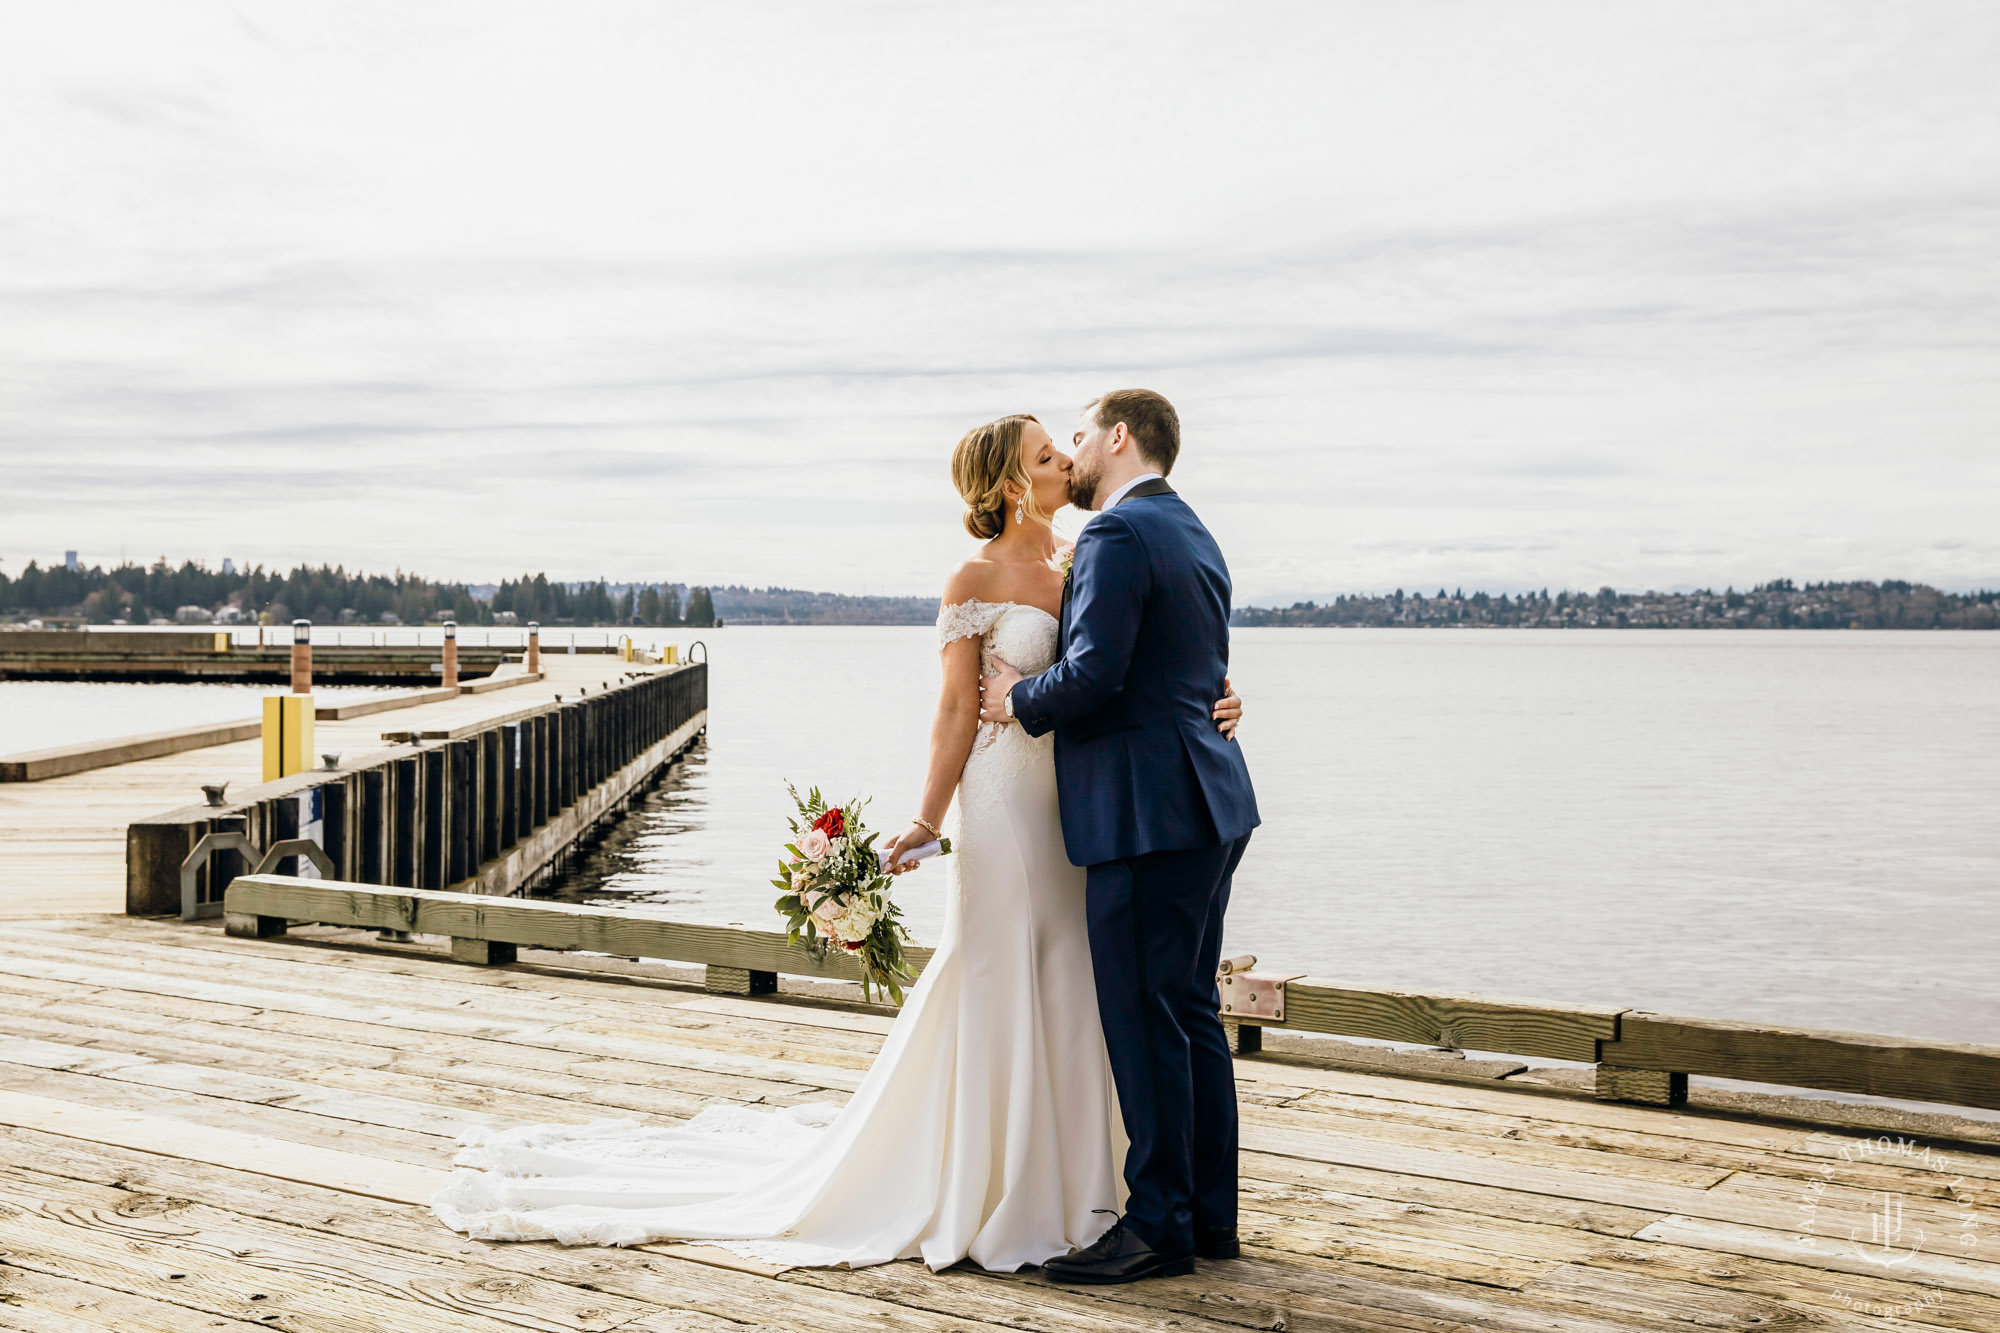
[0,559,721,628]
[1233,580,2000,630]
[705,586,936,626]
[487,575,715,627]
[15,560,1987,632]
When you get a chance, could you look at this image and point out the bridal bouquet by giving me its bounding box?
[771,785,938,1004]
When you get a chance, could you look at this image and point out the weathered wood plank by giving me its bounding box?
[995,1247,1697,1333]
[1245,1101,1738,1189]
[1238,1148,1663,1237]
[1281,979,1622,1063]
[0,1203,583,1333]
[0,952,867,1093]
[0,989,817,1114]
[0,1032,567,1140]
[1601,1012,2000,1112]
[1633,1213,2000,1301]
[0,1264,276,1332]
[0,1089,441,1203]
[0,941,887,1060]
[0,1165,671,1333]
[1274,1071,1815,1151]
[1519,1261,1981,1333]
[1240,1114,1813,1233]
[0,1063,452,1167]
[1281,1086,1838,1189]
[0,1124,992,1333]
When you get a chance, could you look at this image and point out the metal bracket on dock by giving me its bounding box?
[1217,954,1306,1023]
[180,832,334,922]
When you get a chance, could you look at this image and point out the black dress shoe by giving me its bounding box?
[1043,1218,1194,1285]
[1195,1226,1240,1260]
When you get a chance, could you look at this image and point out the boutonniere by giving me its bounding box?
[1052,542,1075,586]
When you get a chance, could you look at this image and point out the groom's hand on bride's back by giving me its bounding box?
[978,659,1024,724]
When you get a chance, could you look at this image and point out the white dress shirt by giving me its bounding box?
[1099,472,1164,512]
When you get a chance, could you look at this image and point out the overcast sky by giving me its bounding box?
[2,1,1995,601]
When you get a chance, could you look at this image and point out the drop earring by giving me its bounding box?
[1015,497,1025,525]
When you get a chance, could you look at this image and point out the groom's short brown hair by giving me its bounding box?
[1087,389,1180,474]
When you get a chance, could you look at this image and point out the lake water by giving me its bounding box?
[551,628,2000,1048]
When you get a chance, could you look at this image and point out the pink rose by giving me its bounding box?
[811,895,845,928]
[800,829,830,860]
[791,869,811,892]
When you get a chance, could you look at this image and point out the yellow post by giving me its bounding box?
[262,694,316,782]
[213,631,230,653]
[663,644,678,665]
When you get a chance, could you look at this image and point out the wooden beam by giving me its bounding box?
[225,875,935,985]
[1595,1064,1688,1107]
[1281,980,1621,1063]
[1,718,262,782]
[1599,1012,2000,1111]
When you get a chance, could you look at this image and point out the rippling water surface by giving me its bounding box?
[549,628,2000,1046]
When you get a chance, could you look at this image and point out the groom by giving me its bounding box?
[981,389,1259,1283]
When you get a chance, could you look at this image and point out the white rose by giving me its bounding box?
[833,895,881,943]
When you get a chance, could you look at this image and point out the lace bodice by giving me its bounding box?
[936,599,1060,675]
[934,600,1061,827]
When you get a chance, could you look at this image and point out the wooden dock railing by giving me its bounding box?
[131,663,707,919]
[223,873,2000,1117]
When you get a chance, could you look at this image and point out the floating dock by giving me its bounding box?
[0,629,514,685]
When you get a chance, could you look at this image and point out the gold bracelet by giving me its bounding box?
[912,816,942,841]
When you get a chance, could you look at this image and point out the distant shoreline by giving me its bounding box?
[6,561,1993,631]
[1232,581,1997,631]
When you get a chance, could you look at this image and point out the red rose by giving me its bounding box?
[812,808,845,838]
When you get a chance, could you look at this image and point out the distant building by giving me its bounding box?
[64,551,78,572]
[174,605,214,624]
[493,610,519,625]
[214,606,245,625]
[222,558,235,576]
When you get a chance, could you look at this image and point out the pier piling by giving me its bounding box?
[129,663,708,918]
[442,620,459,690]
[290,619,312,692]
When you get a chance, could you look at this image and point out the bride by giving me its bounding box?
[431,413,1245,1271]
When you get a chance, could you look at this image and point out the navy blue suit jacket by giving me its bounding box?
[1009,479,1259,867]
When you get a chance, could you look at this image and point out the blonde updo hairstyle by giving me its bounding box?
[952,414,1047,540]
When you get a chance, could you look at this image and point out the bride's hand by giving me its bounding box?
[1213,677,1243,741]
[882,822,934,875]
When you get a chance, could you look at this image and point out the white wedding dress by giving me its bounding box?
[431,601,1127,1270]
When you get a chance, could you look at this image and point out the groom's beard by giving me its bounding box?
[1068,462,1103,511]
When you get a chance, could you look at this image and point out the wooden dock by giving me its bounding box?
[0,914,1994,1333]
[0,654,665,920]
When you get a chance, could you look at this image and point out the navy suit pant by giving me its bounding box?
[1084,832,1251,1256]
